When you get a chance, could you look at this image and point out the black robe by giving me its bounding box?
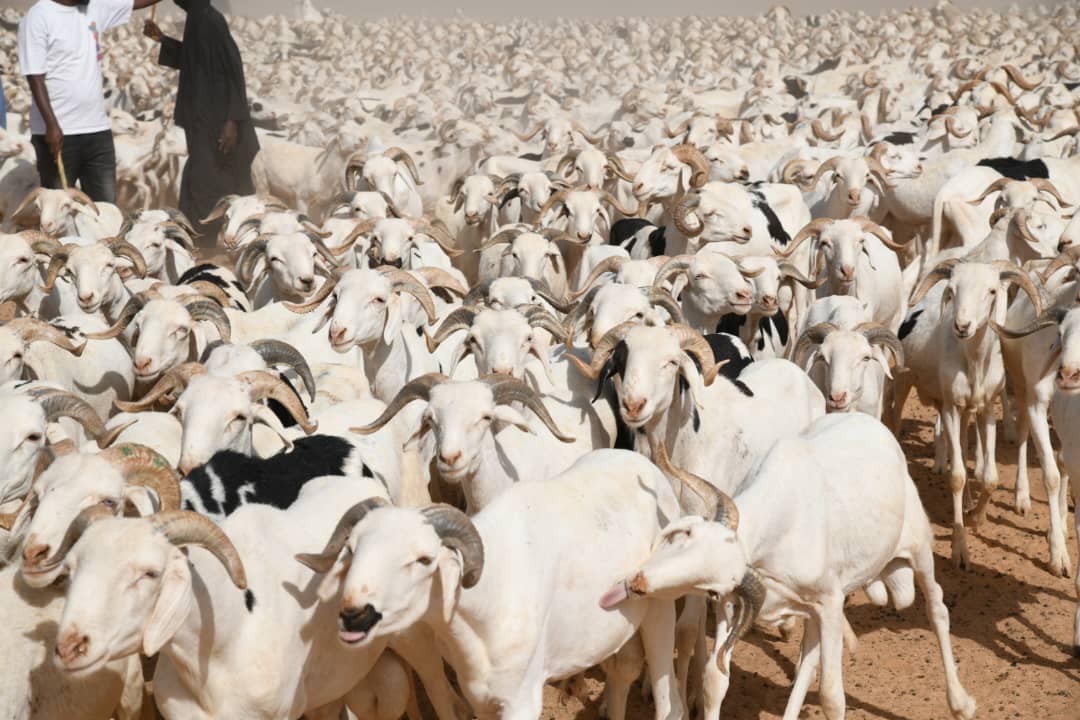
[158,0,258,238]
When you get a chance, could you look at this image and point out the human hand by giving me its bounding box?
[143,20,162,42]
[218,120,238,156]
[45,122,63,160]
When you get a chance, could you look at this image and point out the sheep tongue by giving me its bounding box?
[598,580,630,609]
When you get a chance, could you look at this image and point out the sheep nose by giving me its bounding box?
[1059,366,1080,385]
[840,265,856,281]
[632,182,644,195]
[578,231,591,241]
[954,320,972,336]
[55,629,90,666]
[330,325,348,344]
[760,295,778,310]
[490,366,514,377]
[22,542,50,568]
[829,391,848,407]
[738,168,749,180]
[1059,239,1073,252]
[848,189,861,204]
[78,291,94,304]
[741,225,753,237]
[340,603,382,634]
[299,276,315,288]
[134,356,153,373]
[439,449,463,467]
[735,289,753,304]
[622,396,646,419]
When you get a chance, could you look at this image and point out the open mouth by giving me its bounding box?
[339,629,368,645]
[1056,378,1080,393]
[59,650,109,675]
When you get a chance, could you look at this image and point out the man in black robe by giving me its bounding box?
[144,0,258,241]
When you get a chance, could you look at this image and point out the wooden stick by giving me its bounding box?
[56,152,68,190]
[150,2,157,22]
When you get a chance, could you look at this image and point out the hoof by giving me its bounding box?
[950,694,977,720]
[1014,495,1031,516]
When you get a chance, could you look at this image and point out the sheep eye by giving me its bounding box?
[416,555,434,566]
[14,257,28,265]
[25,432,42,443]
[100,498,117,509]
[143,570,159,579]
[372,296,386,304]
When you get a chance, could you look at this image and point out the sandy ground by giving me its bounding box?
[534,397,1079,720]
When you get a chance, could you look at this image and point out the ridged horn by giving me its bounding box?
[150,511,247,590]
[482,374,574,443]
[295,497,390,573]
[419,504,485,588]
[351,373,448,435]
[249,339,316,401]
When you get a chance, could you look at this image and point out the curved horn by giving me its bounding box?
[66,188,100,216]
[722,569,766,658]
[384,147,422,185]
[857,322,905,367]
[792,322,837,368]
[149,511,247,590]
[855,217,907,250]
[1029,178,1072,208]
[27,387,124,449]
[11,188,44,225]
[644,288,686,324]
[1038,246,1080,284]
[99,443,182,511]
[538,190,569,223]
[993,260,1044,316]
[518,304,568,344]
[179,297,232,343]
[601,191,640,217]
[415,220,463,258]
[350,373,448,435]
[114,362,207,412]
[652,254,694,292]
[567,320,636,380]
[909,259,960,306]
[382,269,437,324]
[1001,64,1042,91]
[571,121,605,144]
[240,370,317,434]
[284,274,338,314]
[513,122,546,141]
[200,195,239,225]
[799,156,843,191]
[778,218,834,258]
[664,119,692,139]
[673,192,703,238]
[83,292,153,340]
[419,504,485,588]
[295,497,390,573]
[414,267,468,298]
[249,339,316,401]
[41,251,70,293]
[188,280,235,309]
[811,118,845,142]
[671,144,710,189]
[6,317,85,355]
[670,324,726,385]
[483,374,574,443]
[991,306,1067,339]
[779,261,826,290]
[967,177,1012,206]
[572,256,628,298]
[425,307,477,352]
[106,239,148,278]
[653,440,737,525]
[41,504,116,567]
[606,154,634,182]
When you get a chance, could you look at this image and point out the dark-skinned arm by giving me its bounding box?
[132,0,165,10]
[26,75,62,158]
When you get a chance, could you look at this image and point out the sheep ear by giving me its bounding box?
[252,405,294,452]
[142,548,193,656]
[437,546,463,623]
[316,551,350,603]
[492,405,533,434]
[382,294,402,346]
[122,486,159,517]
[676,356,706,410]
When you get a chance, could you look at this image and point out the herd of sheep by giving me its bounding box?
[0,1,1078,718]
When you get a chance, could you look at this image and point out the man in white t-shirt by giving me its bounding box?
[17,0,163,202]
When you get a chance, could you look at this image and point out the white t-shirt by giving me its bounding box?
[17,0,132,136]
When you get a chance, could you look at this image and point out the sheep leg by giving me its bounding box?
[970,407,999,528]
[1072,468,1080,655]
[912,536,977,719]
[688,604,708,717]
[933,413,948,476]
[889,371,913,435]
[639,599,684,720]
[781,617,821,720]
[602,635,645,720]
[391,627,470,720]
[700,600,733,720]
[674,596,704,712]
[1028,406,1070,577]
[1014,400,1032,515]
[942,405,970,569]
[816,597,848,720]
